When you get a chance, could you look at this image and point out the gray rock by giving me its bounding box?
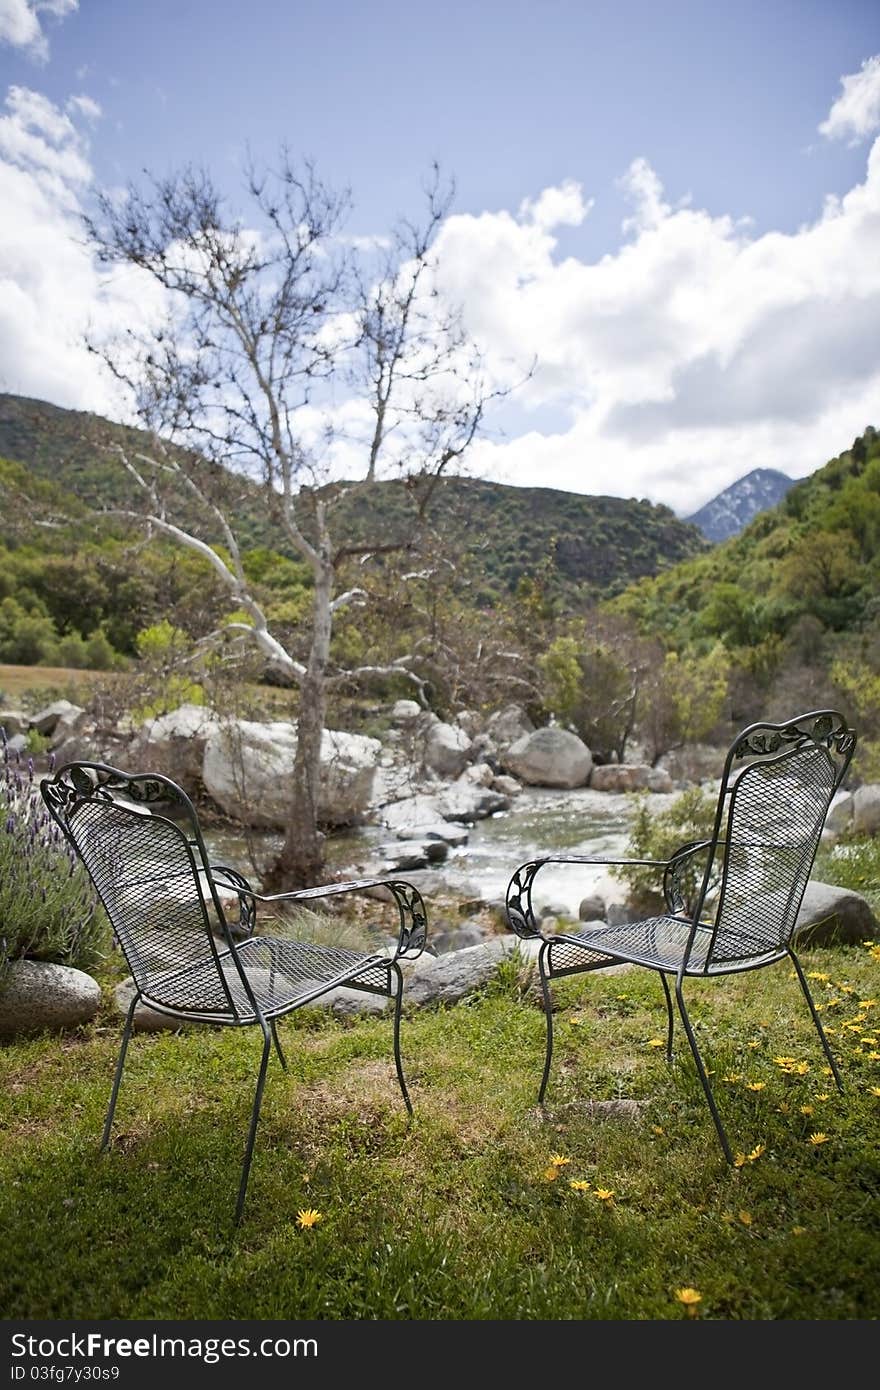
[395,821,469,847]
[824,790,855,837]
[29,700,85,739]
[504,726,593,789]
[431,923,489,954]
[853,784,880,837]
[422,720,472,778]
[130,703,221,787]
[578,894,606,922]
[203,720,380,828]
[485,704,535,751]
[0,960,101,1037]
[390,699,422,725]
[114,978,190,1031]
[794,880,877,946]
[0,709,28,738]
[591,763,657,792]
[491,774,522,797]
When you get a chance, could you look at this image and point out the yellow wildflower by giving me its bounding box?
[792,1226,807,1236]
[722,1073,741,1084]
[800,1105,813,1116]
[549,1153,571,1167]
[733,1153,747,1168]
[647,1038,666,1048]
[809,1132,829,1146]
[595,1188,615,1202]
[569,1179,591,1192]
[296,1209,323,1229]
[675,1287,702,1318]
[746,1081,766,1091]
[738,1211,753,1226]
[543,1166,561,1181]
[869,1087,880,1098]
[747,1144,765,1162]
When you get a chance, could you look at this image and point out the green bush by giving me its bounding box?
[0,738,109,982]
[613,785,719,912]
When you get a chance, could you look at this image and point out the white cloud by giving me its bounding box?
[0,85,164,416]
[67,93,101,123]
[819,54,880,145]
[518,179,591,230]
[430,137,880,514]
[0,0,77,62]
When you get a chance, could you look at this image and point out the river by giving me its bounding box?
[206,785,662,920]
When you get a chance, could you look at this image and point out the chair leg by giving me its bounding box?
[391,962,413,1116]
[788,948,844,1092]
[235,1023,273,1228]
[660,972,675,1063]
[674,978,734,1165]
[100,992,138,1152]
[537,940,554,1105]
[270,1020,287,1071]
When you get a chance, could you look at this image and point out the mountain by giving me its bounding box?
[686,468,795,542]
[0,392,708,607]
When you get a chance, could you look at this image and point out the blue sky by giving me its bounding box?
[1,0,879,513]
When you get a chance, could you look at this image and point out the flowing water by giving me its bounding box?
[206,785,658,919]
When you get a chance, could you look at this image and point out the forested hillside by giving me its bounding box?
[2,390,877,777]
[0,392,707,610]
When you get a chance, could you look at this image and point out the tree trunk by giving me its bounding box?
[263,553,333,890]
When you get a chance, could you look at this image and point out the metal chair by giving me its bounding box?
[504,709,856,1162]
[40,760,428,1225]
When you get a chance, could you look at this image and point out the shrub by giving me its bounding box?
[0,735,109,982]
[612,785,719,913]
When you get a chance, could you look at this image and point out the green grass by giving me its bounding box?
[1,942,879,1320]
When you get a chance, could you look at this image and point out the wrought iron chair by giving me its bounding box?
[40,760,428,1225]
[504,710,856,1162]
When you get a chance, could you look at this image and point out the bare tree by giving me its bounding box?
[84,156,505,888]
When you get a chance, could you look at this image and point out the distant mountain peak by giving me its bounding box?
[686,467,794,543]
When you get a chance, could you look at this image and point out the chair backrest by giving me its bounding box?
[40,761,239,1013]
[697,710,856,969]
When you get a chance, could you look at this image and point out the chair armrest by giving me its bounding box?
[504,855,672,938]
[208,864,258,939]
[231,876,429,962]
[662,840,715,916]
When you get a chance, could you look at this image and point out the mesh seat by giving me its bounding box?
[504,709,856,1163]
[41,761,429,1225]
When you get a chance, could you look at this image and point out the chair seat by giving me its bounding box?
[551,916,785,978]
[140,936,391,1022]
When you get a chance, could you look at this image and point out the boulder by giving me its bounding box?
[0,709,28,738]
[853,785,880,837]
[504,727,593,789]
[422,720,472,778]
[794,880,877,946]
[0,959,101,1037]
[203,720,381,828]
[825,789,855,837]
[130,703,221,787]
[114,978,189,1032]
[29,700,86,748]
[394,820,469,847]
[485,704,535,751]
[590,763,672,793]
[578,894,606,922]
[390,699,423,727]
